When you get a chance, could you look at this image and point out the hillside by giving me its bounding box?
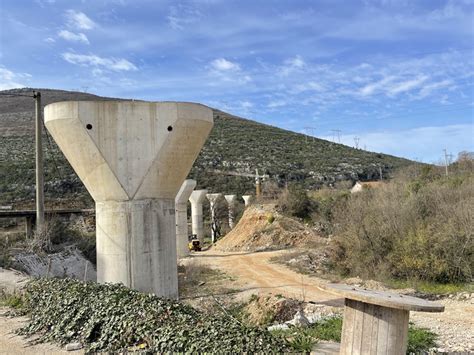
[0,88,412,207]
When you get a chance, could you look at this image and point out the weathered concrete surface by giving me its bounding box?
[224,194,236,229]
[175,179,196,258]
[242,195,253,207]
[189,190,207,242]
[207,193,223,243]
[45,101,213,298]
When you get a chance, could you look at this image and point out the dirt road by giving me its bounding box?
[192,249,343,306]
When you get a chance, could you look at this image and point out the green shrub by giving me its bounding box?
[0,290,24,309]
[267,213,275,224]
[279,185,315,219]
[17,278,291,353]
[271,315,436,354]
[407,324,437,353]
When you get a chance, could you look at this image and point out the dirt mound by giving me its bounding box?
[214,204,323,252]
[244,294,302,326]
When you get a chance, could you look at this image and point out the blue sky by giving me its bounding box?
[1,0,473,163]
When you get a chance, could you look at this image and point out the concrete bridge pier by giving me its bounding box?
[175,180,196,258]
[207,193,222,243]
[45,101,213,298]
[224,195,236,229]
[242,195,253,207]
[189,190,208,243]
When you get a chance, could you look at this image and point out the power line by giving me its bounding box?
[442,149,454,176]
[354,136,360,149]
[331,129,342,143]
[303,126,316,143]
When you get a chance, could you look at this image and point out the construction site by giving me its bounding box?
[0,91,472,355]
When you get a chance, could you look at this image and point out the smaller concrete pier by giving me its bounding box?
[189,190,207,242]
[206,193,222,243]
[224,195,236,229]
[175,179,196,258]
[242,195,253,207]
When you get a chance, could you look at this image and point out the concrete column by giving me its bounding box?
[175,179,196,258]
[206,193,222,243]
[224,195,236,229]
[242,195,253,207]
[96,199,178,298]
[45,101,213,298]
[189,190,207,243]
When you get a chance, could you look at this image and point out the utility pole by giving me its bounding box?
[354,136,360,149]
[34,91,45,235]
[443,149,452,176]
[379,166,383,181]
[304,126,316,143]
[331,129,341,143]
[255,169,261,197]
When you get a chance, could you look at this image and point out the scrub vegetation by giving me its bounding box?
[276,160,474,286]
[330,163,473,284]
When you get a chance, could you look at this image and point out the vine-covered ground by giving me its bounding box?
[15,278,292,353]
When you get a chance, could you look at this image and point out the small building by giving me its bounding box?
[351,181,382,193]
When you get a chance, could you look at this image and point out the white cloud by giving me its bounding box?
[207,58,251,84]
[210,58,240,71]
[417,79,454,99]
[280,55,305,76]
[58,30,89,44]
[44,37,55,43]
[167,5,202,30]
[62,52,137,71]
[387,75,429,95]
[286,55,305,68]
[268,100,287,108]
[0,67,31,90]
[359,76,396,96]
[65,10,95,30]
[292,81,325,93]
[241,101,253,109]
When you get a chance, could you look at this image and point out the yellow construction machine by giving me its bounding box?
[188,235,201,252]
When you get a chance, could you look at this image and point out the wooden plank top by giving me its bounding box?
[324,283,445,312]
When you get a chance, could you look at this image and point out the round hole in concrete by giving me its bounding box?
[86,124,93,130]
[167,125,173,132]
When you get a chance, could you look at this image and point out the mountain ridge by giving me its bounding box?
[0,88,412,207]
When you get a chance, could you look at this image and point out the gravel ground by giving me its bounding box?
[410,297,474,353]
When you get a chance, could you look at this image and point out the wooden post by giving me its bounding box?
[25,216,33,238]
[34,91,45,234]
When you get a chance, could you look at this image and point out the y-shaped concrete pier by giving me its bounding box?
[206,193,222,243]
[224,195,236,229]
[45,101,213,298]
[242,195,253,207]
[175,179,196,258]
[189,190,207,243]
